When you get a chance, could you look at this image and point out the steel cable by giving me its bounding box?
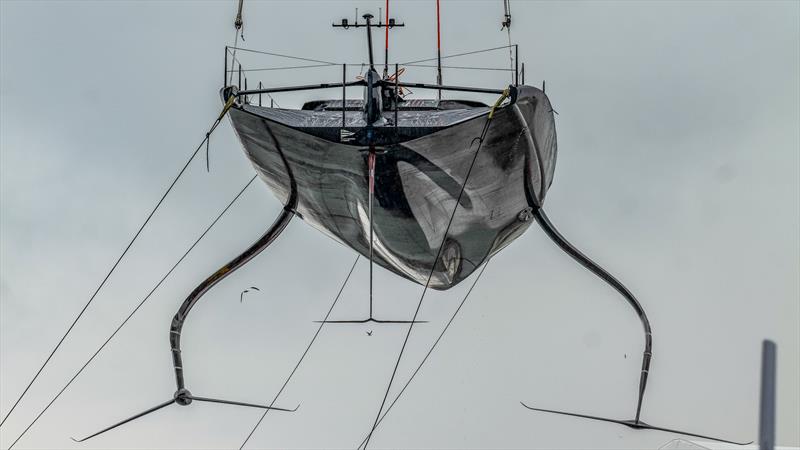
[6,175,259,449]
[0,110,225,432]
[362,100,502,448]
[400,45,513,65]
[355,260,490,449]
[228,47,337,66]
[239,255,360,449]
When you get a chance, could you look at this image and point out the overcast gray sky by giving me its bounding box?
[1,1,798,449]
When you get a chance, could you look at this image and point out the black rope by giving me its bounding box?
[239,255,360,449]
[228,47,337,65]
[6,175,259,450]
[356,260,490,449]
[400,45,513,65]
[363,114,496,449]
[0,115,223,432]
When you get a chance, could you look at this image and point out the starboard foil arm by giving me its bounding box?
[526,207,750,445]
[532,207,652,421]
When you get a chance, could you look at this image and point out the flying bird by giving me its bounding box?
[239,286,260,303]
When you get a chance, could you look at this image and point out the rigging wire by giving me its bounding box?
[6,175,259,450]
[0,105,228,432]
[368,149,375,318]
[502,0,515,83]
[362,90,509,449]
[239,255,361,449]
[356,260,491,449]
[400,45,513,66]
[228,47,337,66]
[233,63,334,73]
[435,0,443,100]
[403,64,513,72]
[223,58,513,76]
[228,30,240,86]
[227,52,281,109]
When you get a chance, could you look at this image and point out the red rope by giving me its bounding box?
[368,151,376,194]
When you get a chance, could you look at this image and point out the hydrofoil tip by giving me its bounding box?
[520,402,752,446]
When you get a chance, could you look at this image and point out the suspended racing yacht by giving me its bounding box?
[64,5,750,448]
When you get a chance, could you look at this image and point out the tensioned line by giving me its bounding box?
[0,114,226,430]
[7,175,259,450]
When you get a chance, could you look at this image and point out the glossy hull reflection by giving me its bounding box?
[227,86,557,290]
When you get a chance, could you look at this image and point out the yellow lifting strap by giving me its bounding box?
[217,95,237,122]
[488,87,511,119]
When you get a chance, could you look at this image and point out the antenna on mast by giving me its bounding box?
[333,10,404,76]
[365,14,375,69]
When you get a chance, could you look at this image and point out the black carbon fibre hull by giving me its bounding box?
[227,86,557,289]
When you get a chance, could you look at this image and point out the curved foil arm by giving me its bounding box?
[170,112,298,392]
[169,207,295,391]
[528,209,750,445]
[532,207,652,423]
